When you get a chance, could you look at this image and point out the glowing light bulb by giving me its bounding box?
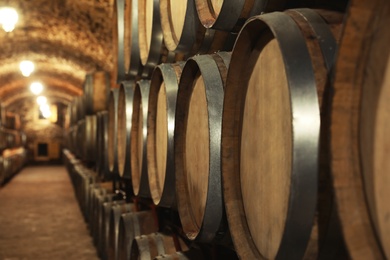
[30,82,43,95]
[40,104,51,119]
[36,96,47,105]
[19,60,35,77]
[0,7,18,32]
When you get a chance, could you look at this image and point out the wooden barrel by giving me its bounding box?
[2,148,25,180]
[147,62,184,207]
[117,81,135,179]
[76,119,86,160]
[117,211,159,260]
[70,98,78,126]
[130,233,186,259]
[83,175,99,219]
[84,71,110,115]
[108,89,120,176]
[96,111,111,181]
[3,150,16,180]
[93,192,116,248]
[221,9,343,260]
[85,115,98,163]
[108,203,136,260]
[160,0,236,56]
[160,0,202,54]
[96,112,104,176]
[70,125,78,154]
[101,200,126,259]
[195,0,286,32]
[113,0,126,82]
[91,190,107,241]
[0,128,21,150]
[131,80,151,197]
[138,0,168,77]
[75,95,86,123]
[124,0,142,78]
[331,0,390,259]
[174,52,230,243]
[89,184,113,237]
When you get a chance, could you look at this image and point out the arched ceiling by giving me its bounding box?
[0,0,114,108]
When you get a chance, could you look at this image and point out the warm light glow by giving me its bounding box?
[40,104,51,119]
[36,96,47,105]
[0,7,18,32]
[19,60,35,77]
[30,82,44,95]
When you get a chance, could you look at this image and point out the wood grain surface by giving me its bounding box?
[185,74,209,231]
[240,37,291,259]
[331,0,389,258]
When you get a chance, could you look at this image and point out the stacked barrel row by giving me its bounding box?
[112,0,293,82]
[63,149,199,260]
[0,107,27,185]
[65,71,113,182]
[65,0,390,259]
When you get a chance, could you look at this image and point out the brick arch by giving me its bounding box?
[0,0,114,105]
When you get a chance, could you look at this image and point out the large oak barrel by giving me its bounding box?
[94,192,117,250]
[85,115,98,163]
[84,71,110,115]
[131,80,151,197]
[0,128,22,150]
[195,0,286,32]
[113,0,126,82]
[131,233,186,260]
[138,0,171,77]
[76,119,86,160]
[89,182,115,232]
[174,52,231,243]
[117,211,159,260]
[96,111,110,180]
[221,9,343,260]
[101,200,126,259]
[124,0,142,78]
[108,89,120,176]
[160,0,236,56]
[2,148,25,180]
[331,0,390,259]
[117,81,135,179]
[69,125,78,154]
[147,62,184,208]
[70,98,80,126]
[97,194,123,257]
[75,95,86,123]
[108,203,136,260]
[160,0,203,55]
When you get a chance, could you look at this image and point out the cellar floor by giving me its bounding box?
[0,166,99,260]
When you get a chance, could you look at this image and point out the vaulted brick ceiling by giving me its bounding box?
[0,0,114,108]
